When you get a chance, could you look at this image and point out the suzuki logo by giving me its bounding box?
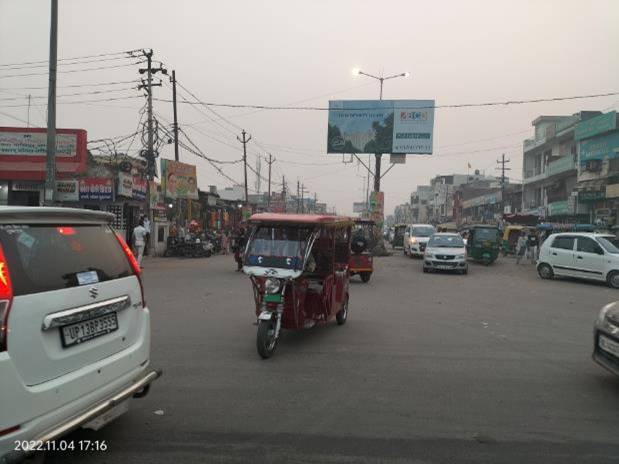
[89,287,99,299]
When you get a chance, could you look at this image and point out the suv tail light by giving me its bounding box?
[114,232,145,307]
[0,243,13,352]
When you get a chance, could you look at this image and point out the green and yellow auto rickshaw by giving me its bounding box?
[392,223,407,249]
[501,225,524,256]
[466,224,501,265]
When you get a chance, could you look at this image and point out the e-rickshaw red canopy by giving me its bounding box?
[249,213,353,227]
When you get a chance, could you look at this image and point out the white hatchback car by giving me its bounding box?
[0,207,160,461]
[537,232,619,288]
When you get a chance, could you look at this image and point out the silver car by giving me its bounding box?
[423,233,468,275]
[593,301,619,375]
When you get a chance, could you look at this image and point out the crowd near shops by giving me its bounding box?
[387,109,619,231]
[0,126,332,258]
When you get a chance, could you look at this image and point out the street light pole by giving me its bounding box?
[354,69,409,192]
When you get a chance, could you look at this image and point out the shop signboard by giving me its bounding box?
[578,189,606,202]
[575,111,617,141]
[117,172,133,198]
[606,183,619,199]
[327,100,435,154]
[353,202,367,213]
[547,200,571,216]
[55,180,79,201]
[132,176,147,201]
[0,127,88,180]
[79,178,113,201]
[579,131,619,165]
[161,159,198,199]
[11,181,43,192]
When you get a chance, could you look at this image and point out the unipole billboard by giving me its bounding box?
[161,159,199,200]
[327,100,435,155]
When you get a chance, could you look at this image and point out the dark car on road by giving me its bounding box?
[593,301,619,375]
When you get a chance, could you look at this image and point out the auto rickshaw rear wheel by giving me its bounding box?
[336,295,349,325]
[360,272,371,283]
[257,319,278,359]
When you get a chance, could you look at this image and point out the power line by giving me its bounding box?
[0,61,145,79]
[155,90,619,111]
[2,95,143,108]
[0,110,32,126]
[0,49,141,67]
[0,86,137,101]
[0,54,137,71]
[0,80,140,91]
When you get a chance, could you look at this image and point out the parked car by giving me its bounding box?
[404,224,436,258]
[0,207,160,461]
[423,233,468,274]
[537,232,619,288]
[593,301,619,375]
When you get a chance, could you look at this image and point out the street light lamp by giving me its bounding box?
[355,69,410,100]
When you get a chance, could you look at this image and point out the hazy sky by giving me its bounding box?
[1,0,618,214]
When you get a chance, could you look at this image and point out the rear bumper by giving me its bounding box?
[0,368,161,463]
[592,330,619,376]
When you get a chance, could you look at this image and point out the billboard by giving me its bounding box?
[353,202,367,213]
[0,127,87,180]
[327,100,434,155]
[55,180,79,202]
[161,159,198,200]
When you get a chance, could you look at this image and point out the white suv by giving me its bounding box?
[537,232,619,288]
[403,224,436,258]
[0,207,160,461]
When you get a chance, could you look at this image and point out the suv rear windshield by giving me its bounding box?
[0,224,133,296]
[411,226,435,237]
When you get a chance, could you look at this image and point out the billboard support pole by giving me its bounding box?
[44,0,58,205]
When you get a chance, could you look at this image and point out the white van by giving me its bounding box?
[0,207,160,461]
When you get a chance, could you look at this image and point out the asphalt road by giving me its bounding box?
[46,251,619,463]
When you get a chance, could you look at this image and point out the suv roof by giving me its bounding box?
[0,206,113,224]
[550,232,613,238]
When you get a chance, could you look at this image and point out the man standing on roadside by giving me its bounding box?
[132,219,148,268]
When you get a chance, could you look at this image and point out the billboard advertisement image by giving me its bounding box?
[327,100,435,155]
[161,159,199,200]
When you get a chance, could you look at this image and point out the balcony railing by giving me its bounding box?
[523,156,576,184]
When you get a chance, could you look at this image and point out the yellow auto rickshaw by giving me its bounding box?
[501,225,524,255]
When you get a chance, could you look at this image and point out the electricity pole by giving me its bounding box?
[266,153,275,210]
[44,0,58,205]
[237,129,251,206]
[138,49,164,254]
[171,70,179,161]
[301,184,307,213]
[296,180,300,213]
[282,175,287,213]
[496,153,511,217]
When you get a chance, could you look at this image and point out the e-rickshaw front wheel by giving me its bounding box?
[336,295,349,325]
[257,319,278,359]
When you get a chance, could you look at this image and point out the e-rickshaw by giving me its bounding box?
[243,213,352,358]
[392,223,407,249]
[349,218,375,283]
[501,225,524,255]
[466,224,501,264]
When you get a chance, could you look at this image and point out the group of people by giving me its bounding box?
[515,229,540,265]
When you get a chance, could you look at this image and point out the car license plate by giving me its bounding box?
[61,313,118,348]
[263,294,283,303]
[436,265,451,270]
[83,399,130,431]
[599,335,619,358]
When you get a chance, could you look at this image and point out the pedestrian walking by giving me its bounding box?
[234,228,247,271]
[527,231,539,263]
[142,215,151,255]
[515,232,527,265]
[222,230,230,255]
[132,219,148,267]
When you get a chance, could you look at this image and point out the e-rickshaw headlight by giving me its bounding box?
[264,278,281,294]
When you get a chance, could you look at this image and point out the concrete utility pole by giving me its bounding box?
[300,184,307,213]
[237,129,251,206]
[496,153,511,216]
[44,0,58,205]
[266,153,275,210]
[282,175,287,213]
[296,180,300,213]
[171,70,179,161]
